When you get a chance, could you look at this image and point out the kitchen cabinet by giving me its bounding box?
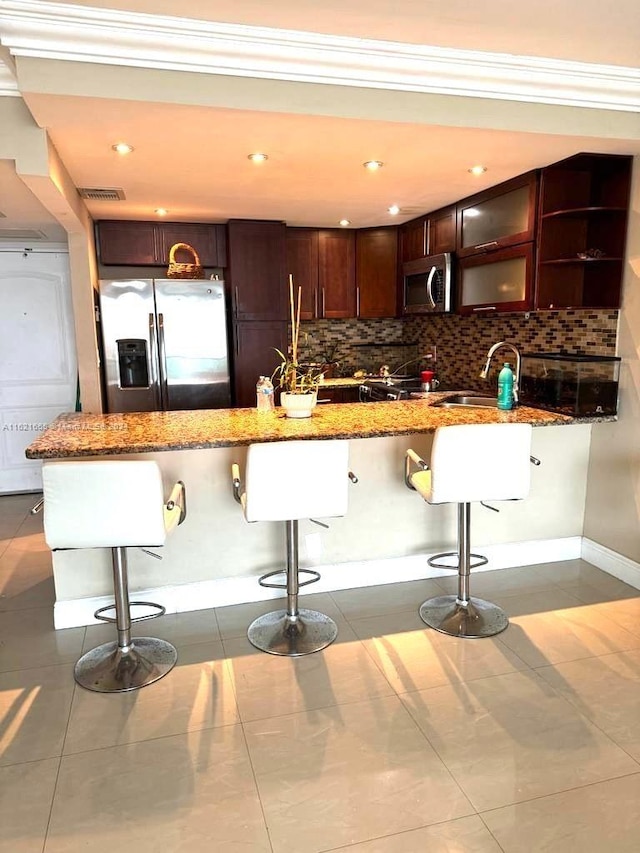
[399,216,428,263]
[227,220,287,323]
[356,227,398,318]
[399,206,455,263]
[316,386,361,404]
[96,220,227,267]
[535,153,632,310]
[285,228,319,320]
[232,321,287,408]
[458,243,534,314]
[456,172,538,259]
[318,229,356,318]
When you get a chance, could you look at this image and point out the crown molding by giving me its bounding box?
[1,0,639,112]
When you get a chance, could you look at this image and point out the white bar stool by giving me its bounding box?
[43,460,186,692]
[232,440,356,657]
[405,423,535,638]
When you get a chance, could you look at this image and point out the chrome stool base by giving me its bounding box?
[247,609,338,657]
[73,637,178,693]
[419,595,508,639]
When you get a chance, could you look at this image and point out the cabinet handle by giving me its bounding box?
[425,220,431,256]
[314,289,318,318]
[474,240,499,251]
[321,287,326,317]
[423,221,428,257]
[234,286,239,318]
[473,306,497,312]
[356,287,360,317]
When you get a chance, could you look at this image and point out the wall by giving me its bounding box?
[584,156,640,561]
[406,309,619,390]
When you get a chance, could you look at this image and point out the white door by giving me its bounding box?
[0,249,77,493]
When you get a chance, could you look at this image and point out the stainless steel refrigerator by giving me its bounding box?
[98,278,231,413]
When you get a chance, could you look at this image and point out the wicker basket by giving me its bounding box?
[166,243,204,279]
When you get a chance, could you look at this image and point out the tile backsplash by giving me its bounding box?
[298,310,618,388]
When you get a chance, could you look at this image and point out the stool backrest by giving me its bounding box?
[244,440,350,522]
[43,460,168,549]
[429,423,533,505]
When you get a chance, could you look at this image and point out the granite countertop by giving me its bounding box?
[25,392,601,460]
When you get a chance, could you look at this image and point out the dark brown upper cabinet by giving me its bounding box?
[458,243,534,315]
[356,227,398,318]
[318,229,356,319]
[96,220,227,267]
[227,220,287,323]
[428,205,456,254]
[399,216,428,263]
[285,228,319,320]
[535,153,632,310]
[456,172,538,259]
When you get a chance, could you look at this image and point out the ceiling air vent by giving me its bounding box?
[78,187,126,201]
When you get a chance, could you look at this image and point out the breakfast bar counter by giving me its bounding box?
[26,394,574,459]
[26,398,595,630]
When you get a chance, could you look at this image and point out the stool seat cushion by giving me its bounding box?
[43,460,169,549]
[243,440,350,522]
[423,423,533,505]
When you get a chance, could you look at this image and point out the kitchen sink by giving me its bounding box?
[433,395,498,409]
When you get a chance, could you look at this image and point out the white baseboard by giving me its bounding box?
[54,535,582,629]
[581,538,640,590]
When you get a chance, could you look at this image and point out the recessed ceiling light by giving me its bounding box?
[111,143,134,155]
[363,160,383,171]
[155,208,168,216]
[339,219,351,227]
[248,153,268,163]
[468,165,487,175]
[388,204,400,215]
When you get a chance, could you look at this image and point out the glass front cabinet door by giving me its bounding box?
[458,244,534,314]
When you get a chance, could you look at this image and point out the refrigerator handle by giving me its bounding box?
[157,312,169,410]
[148,313,163,410]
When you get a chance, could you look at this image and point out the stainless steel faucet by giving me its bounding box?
[479,341,521,405]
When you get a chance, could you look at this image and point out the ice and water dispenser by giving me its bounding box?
[117,339,149,389]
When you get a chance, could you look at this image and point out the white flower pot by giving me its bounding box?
[281,391,317,419]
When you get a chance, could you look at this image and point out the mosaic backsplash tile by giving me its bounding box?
[296,310,618,389]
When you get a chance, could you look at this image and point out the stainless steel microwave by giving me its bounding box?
[402,253,453,314]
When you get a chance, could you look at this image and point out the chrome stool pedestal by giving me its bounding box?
[74,545,177,692]
[247,520,338,656]
[420,502,508,639]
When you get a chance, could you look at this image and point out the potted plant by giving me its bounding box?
[273,277,323,418]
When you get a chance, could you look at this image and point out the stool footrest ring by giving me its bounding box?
[427,551,488,571]
[94,600,166,624]
[258,568,320,590]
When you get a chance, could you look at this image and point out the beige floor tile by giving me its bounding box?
[45,727,271,853]
[0,608,85,672]
[482,773,640,852]
[533,560,640,603]
[330,578,444,620]
[488,586,585,618]
[597,596,640,638]
[535,649,640,761]
[0,664,74,766]
[215,591,346,640]
[244,695,473,853]
[0,565,56,612]
[436,565,558,597]
[64,640,239,754]
[329,815,502,852]
[81,607,220,653]
[0,757,59,853]
[351,609,528,694]
[497,601,640,668]
[224,630,394,722]
[401,669,638,811]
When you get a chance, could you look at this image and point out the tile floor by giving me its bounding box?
[1,492,640,852]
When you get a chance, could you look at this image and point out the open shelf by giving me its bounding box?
[542,206,627,219]
[540,257,623,265]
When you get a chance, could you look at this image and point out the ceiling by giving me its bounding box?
[1,0,639,239]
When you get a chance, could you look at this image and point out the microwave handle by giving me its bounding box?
[426,266,437,310]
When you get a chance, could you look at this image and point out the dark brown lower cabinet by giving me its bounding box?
[316,386,361,404]
[232,322,287,408]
